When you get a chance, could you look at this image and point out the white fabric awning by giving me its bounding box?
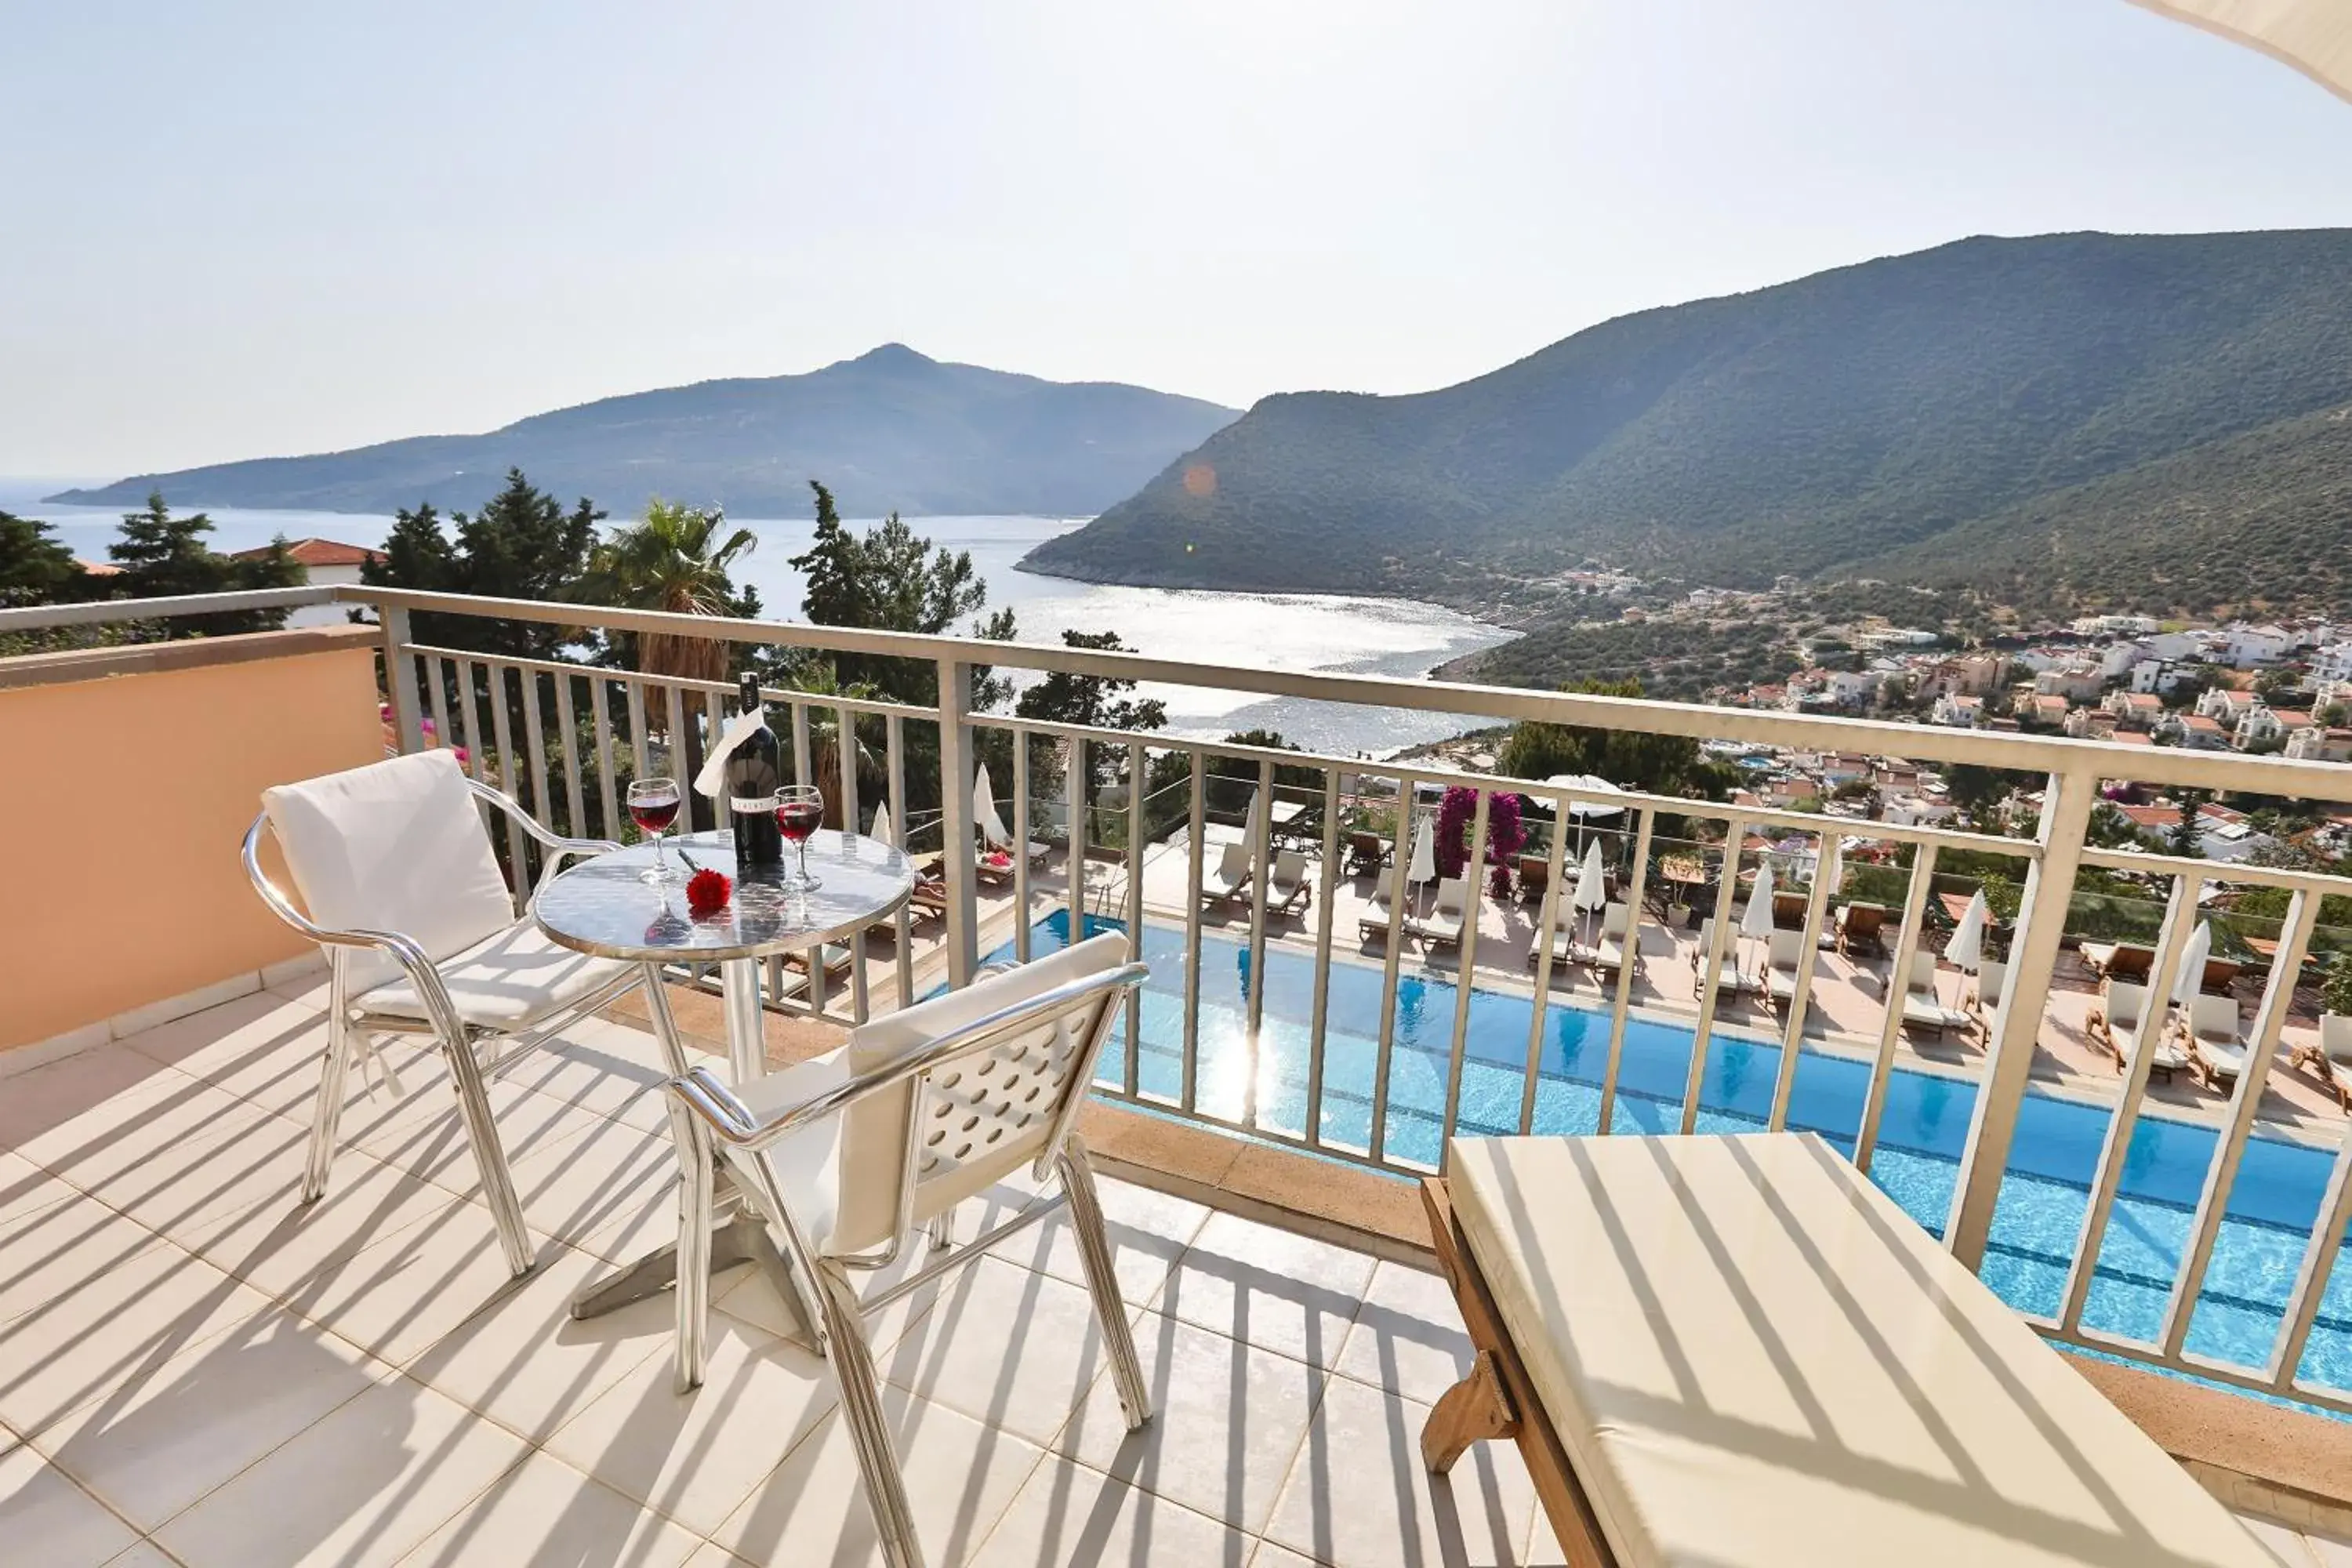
[2132,0,2352,102]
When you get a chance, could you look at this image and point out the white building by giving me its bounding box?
[232,538,383,629]
[2311,642,2352,684]
[2220,624,2295,668]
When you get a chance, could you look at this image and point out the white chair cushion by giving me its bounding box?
[356,921,632,1029]
[731,1051,848,1255]
[263,750,515,992]
[829,933,1131,1256]
[1448,1134,2275,1568]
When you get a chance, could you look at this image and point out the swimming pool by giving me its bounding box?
[995,911,2352,1417]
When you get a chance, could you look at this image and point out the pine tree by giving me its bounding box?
[107,493,299,637]
[2169,789,2207,858]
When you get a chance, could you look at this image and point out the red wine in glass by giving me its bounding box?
[626,778,682,884]
[775,786,822,889]
[630,797,680,836]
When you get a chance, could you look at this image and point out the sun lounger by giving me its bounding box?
[1690,917,1750,997]
[1421,1133,2274,1568]
[1772,889,1807,929]
[1968,958,2005,1029]
[1200,841,1252,906]
[1265,848,1312,915]
[2187,992,2250,1089]
[1345,830,1390,877]
[2290,1013,2352,1111]
[1407,877,1468,948]
[1763,927,1806,1015]
[1899,950,1971,1037]
[1576,902,1635,977]
[2078,941,2155,986]
[1359,878,1400,940]
[2091,979,2187,1081]
[1516,853,1548,906]
[1833,901,1888,960]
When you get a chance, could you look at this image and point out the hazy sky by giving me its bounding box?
[6,0,2351,478]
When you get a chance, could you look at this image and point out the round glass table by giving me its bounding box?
[534,827,913,1333]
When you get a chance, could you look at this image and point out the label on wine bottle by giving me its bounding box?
[728,796,778,815]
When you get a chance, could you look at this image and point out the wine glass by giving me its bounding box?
[775,784,824,890]
[628,777,683,884]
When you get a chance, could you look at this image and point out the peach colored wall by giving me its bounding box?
[0,631,385,1051]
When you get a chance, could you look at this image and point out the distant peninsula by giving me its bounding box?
[50,344,1239,520]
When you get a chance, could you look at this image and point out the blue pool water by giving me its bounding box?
[996,912,2352,1415]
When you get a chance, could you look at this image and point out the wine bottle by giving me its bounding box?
[725,673,784,866]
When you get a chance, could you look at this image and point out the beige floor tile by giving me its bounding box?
[393,1450,705,1568]
[969,1454,1253,1568]
[405,1243,670,1443]
[1262,1375,1538,1568]
[119,992,329,1095]
[0,1196,168,1326]
[170,1144,464,1305]
[572,1177,680,1269]
[1153,1212,1374,1370]
[1331,1260,1474,1406]
[488,1025,674,1132]
[542,1314,837,1537]
[0,1444,141,1567]
[356,1090,610,1202]
[710,1385,1046,1568]
[1054,1309,1325,1536]
[34,1308,388,1531]
[0,1231,274,1439]
[985,1174,1207,1308]
[100,1543,186,1568]
[0,1147,80,1225]
[880,1256,1127,1447]
[70,1100,316,1240]
[710,1225,955,1354]
[271,1200,567,1367]
[2306,1526,2352,1566]
[680,1545,751,1568]
[155,1374,528,1568]
[1246,1543,1318,1568]
[494,1116,678,1250]
[23,1074,277,1213]
[1523,1503,1573,1567]
[0,1047,195,1159]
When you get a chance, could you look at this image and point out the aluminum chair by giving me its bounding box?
[667,933,1155,1568]
[244,748,643,1277]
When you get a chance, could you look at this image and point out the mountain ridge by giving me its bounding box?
[1019,228,2352,619]
[50,345,1239,520]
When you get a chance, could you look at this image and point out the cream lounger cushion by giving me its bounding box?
[1446,1132,2270,1568]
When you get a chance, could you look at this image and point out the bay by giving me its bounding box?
[3,483,1508,757]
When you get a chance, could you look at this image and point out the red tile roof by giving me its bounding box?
[232,537,383,568]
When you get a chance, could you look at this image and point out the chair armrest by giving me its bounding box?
[460,777,619,895]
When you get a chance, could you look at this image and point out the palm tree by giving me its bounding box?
[575,499,757,682]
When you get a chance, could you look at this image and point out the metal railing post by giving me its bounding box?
[379,604,424,754]
[936,660,978,989]
[1944,768,2094,1269]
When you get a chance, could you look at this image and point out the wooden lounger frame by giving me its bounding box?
[1421,1178,1617,1568]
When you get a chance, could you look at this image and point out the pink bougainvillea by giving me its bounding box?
[1436,786,1527,895]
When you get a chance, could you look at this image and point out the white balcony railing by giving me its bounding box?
[7,582,2351,1420]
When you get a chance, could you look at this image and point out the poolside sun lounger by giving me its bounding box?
[1516,853,1548,906]
[1359,878,1400,940]
[1345,829,1390,877]
[1265,848,1312,915]
[1200,841,1252,906]
[1899,950,1971,1037]
[1690,917,1751,998]
[2187,993,2250,1089]
[2092,979,2187,1081]
[2290,1013,2352,1111]
[1968,957,2005,1031]
[1407,877,1469,948]
[2079,941,2155,986]
[1576,902,1635,977]
[1421,1133,2274,1568]
[1833,901,1888,960]
[1763,927,1806,1015]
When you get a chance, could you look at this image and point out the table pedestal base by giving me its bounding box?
[568,1208,820,1348]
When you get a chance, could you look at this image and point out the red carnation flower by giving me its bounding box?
[685,866,731,915]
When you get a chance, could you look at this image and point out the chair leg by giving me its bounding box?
[670,1105,717,1392]
[814,1257,926,1568]
[1057,1137,1152,1430]
[444,1025,535,1278]
[301,960,355,1204]
[925,1207,955,1252]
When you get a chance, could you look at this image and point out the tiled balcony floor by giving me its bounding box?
[4,985,2344,1566]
